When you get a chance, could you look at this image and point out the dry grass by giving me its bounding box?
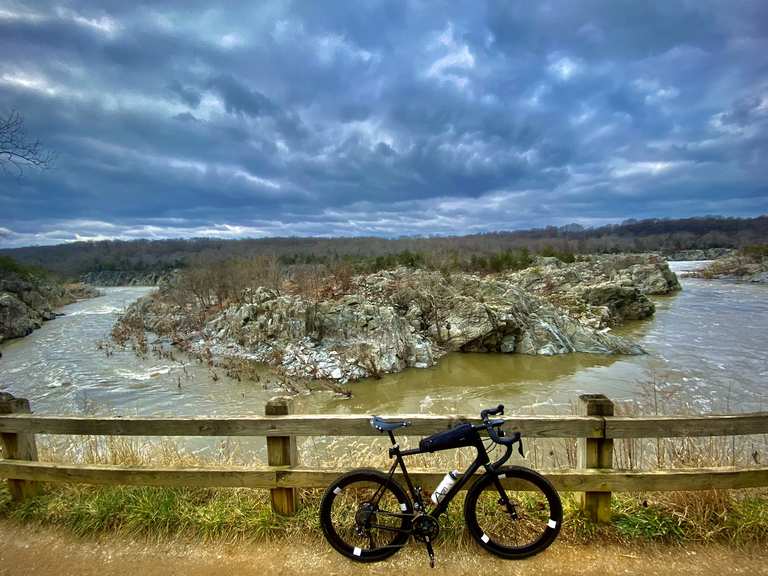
[2,433,767,547]
[3,480,766,546]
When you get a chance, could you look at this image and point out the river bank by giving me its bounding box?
[0,262,100,346]
[80,270,172,287]
[687,246,768,283]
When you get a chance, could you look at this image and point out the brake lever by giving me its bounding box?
[517,437,525,458]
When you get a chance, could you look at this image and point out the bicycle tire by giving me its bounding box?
[464,465,562,559]
[320,468,413,563]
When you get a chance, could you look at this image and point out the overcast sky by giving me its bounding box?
[0,1,766,248]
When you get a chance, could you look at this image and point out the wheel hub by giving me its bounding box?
[354,502,377,536]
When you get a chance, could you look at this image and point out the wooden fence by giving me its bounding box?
[1,392,767,522]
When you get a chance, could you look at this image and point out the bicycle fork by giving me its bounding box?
[492,475,519,519]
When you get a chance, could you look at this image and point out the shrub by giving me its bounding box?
[0,255,47,279]
[739,244,768,259]
[539,245,576,263]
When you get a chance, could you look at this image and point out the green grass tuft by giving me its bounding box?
[612,501,687,542]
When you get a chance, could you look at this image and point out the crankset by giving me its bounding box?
[412,514,440,568]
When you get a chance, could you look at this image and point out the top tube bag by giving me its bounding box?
[419,423,477,452]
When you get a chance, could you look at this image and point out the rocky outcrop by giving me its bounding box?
[688,253,768,283]
[504,254,680,328]
[80,270,173,286]
[664,248,735,261]
[124,262,653,383]
[0,273,100,344]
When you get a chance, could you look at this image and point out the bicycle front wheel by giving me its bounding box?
[464,465,562,559]
[320,469,413,563]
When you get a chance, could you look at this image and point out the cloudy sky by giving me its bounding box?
[0,1,766,247]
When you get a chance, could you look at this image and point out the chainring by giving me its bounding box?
[412,514,440,542]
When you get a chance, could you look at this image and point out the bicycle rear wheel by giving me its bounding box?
[320,469,413,563]
[464,465,562,559]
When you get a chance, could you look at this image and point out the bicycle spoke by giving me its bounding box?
[329,481,407,552]
[473,478,552,550]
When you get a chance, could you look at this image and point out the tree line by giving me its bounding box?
[1,215,765,280]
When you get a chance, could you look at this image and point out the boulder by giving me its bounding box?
[0,292,41,341]
[505,254,678,327]
[0,272,99,343]
[614,263,681,295]
[580,283,655,323]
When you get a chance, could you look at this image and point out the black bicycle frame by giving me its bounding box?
[381,428,514,520]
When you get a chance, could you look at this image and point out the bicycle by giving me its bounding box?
[320,404,562,567]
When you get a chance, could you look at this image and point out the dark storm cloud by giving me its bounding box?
[0,0,766,246]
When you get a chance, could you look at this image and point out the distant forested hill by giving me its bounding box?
[1,215,766,279]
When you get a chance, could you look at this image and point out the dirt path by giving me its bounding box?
[1,521,766,576]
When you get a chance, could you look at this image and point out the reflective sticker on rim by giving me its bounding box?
[480,533,490,543]
[400,502,408,511]
[353,546,362,557]
[547,519,557,529]
[333,486,342,495]
[498,473,506,479]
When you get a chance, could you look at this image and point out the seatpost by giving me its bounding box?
[387,431,396,445]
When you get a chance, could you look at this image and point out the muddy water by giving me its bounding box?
[1,262,766,424]
[0,287,275,417]
[301,260,768,417]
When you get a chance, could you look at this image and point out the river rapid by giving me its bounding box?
[1,262,766,423]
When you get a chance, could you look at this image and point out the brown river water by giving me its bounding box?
[1,261,766,460]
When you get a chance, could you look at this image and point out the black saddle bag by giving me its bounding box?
[419,423,477,453]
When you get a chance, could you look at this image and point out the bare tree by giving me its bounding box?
[0,110,53,175]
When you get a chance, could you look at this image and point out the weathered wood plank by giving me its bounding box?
[2,460,766,492]
[1,411,765,439]
[605,413,768,438]
[265,397,297,515]
[578,394,614,523]
[0,394,39,501]
[0,414,604,438]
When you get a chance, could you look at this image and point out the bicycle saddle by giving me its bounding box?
[370,415,410,432]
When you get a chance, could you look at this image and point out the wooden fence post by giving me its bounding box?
[578,393,614,523]
[265,396,298,515]
[0,393,40,501]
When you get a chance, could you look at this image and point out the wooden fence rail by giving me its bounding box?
[0,414,606,438]
[1,392,767,523]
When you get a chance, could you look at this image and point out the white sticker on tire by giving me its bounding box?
[498,473,506,479]
[547,519,557,529]
[333,486,342,495]
[353,546,362,557]
[400,502,408,511]
[481,533,490,543]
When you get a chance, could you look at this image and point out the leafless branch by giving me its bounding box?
[0,110,54,176]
